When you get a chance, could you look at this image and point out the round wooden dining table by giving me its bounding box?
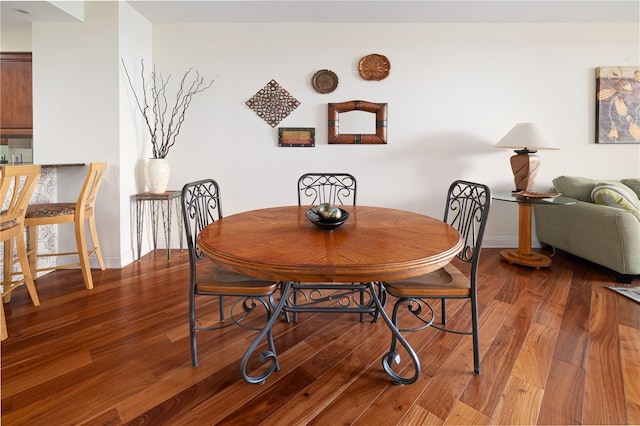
[197,205,463,384]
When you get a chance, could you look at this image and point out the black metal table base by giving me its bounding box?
[240,281,420,385]
[241,281,291,384]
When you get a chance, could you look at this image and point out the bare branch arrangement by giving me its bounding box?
[121,59,214,159]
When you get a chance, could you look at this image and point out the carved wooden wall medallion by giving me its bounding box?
[358,54,390,81]
[311,69,338,94]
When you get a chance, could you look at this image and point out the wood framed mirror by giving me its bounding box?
[328,101,387,144]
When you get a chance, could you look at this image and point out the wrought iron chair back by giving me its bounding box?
[297,173,357,206]
[444,180,491,268]
[181,179,222,262]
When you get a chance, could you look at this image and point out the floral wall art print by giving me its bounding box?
[596,66,640,144]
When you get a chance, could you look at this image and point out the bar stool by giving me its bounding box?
[25,162,107,290]
[1,164,41,341]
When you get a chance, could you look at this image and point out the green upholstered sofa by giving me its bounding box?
[533,176,640,276]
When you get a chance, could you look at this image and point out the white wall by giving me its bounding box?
[118,3,152,264]
[29,2,155,267]
[152,22,640,247]
[0,28,32,51]
[5,7,640,267]
[31,2,130,267]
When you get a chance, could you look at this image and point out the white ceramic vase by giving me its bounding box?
[144,158,170,194]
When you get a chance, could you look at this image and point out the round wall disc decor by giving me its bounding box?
[311,69,339,93]
[358,54,391,81]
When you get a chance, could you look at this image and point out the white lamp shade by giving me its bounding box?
[495,123,559,151]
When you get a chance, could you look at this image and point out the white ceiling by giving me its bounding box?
[1,0,638,30]
[1,1,81,29]
[128,1,640,23]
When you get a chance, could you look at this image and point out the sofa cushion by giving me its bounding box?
[591,183,640,220]
[553,176,605,202]
[621,178,640,199]
[598,181,640,203]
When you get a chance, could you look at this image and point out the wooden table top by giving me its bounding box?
[197,205,463,283]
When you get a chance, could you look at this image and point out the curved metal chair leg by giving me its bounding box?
[292,289,299,323]
[441,298,447,325]
[190,291,198,367]
[471,294,480,375]
[219,296,225,322]
[280,282,291,323]
[372,282,387,323]
[368,283,421,385]
[241,281,292,384]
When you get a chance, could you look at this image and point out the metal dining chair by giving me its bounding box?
[1,164,41,341]
[292,173,383,322]
[382,180,491,383]
[181,179,280,382]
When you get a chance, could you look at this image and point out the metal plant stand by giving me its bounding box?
[135,191,184,261]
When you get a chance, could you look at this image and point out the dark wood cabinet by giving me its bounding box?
[1,52,32,136]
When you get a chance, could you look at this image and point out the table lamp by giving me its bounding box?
[495,123,558,192]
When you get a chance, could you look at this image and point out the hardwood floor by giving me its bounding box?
[2,248,639,425]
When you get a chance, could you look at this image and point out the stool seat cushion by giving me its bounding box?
[0,219,17,231]
[26,203,75,218]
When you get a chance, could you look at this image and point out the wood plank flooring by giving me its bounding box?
[2,248,639,425]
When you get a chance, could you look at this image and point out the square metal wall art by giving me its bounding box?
[246,79,300,128]
[596,66,640,143]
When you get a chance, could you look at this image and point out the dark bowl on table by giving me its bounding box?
[306,207,349,230]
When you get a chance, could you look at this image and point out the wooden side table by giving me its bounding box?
[493,193,575,268]
[135,191,184,261]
